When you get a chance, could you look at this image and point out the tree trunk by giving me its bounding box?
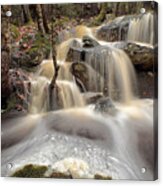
[36,4,45,34]
[49,19,61,110]
[50,19,60,89]
[95,3,108,23]
[41,4,50,34]
[1,5,11,108]
[21,5,32,23]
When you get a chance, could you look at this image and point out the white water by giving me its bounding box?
[127,13,154,45]
[85,45,137,102]
[2,23,155,180]
[57,80,85,108]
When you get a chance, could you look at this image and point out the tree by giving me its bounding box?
[40,4,50,34]
[21,5,32,23]
[36,4,45,34]
[93,3,108,25]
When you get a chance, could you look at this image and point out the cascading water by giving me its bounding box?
[29,76,50,114]
[2,22,155,180]
[57,80,85,108]
[127,13,154,44]
[84,44,137,102]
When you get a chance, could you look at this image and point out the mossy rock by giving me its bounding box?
[94,173,112,180]
[12,32,51,69]
[50,172,73,179]
[12,164,48,178]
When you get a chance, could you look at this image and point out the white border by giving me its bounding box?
[1,0,162,185]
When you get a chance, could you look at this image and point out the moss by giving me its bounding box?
[12,164,48,178]
[11,24,20,39]
[50,172,73,179]
[94,173,112,180]
[6,93,17,112]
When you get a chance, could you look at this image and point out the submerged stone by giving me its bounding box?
[94,97,116,114]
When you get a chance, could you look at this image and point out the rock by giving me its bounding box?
[11,162,112,179]
[113,41,157,70]
[82,35,100,48]
[7,69,31,112]
[67,41,156,71]
[70,62,103,92]
[50,172,72,179]
[11,27,51,69]
[96,12,156,46]
[94,97,116,114]
[94,173,112,180]
[12,164,48,178]
[96,15,133,42]
[82,92,103,104]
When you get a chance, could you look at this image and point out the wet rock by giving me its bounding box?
[94,97,116,114]
[94,173,112,180]
[96,15,134,42]
[114,41,156,70]
[70,62,102,92]
[50,172,72,179]
[82,92,103,104]
[67,41,156,71]
[82,35,100,48]
[7,69,31,112]
[12,164,48,178]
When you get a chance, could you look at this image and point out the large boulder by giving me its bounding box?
[113,41,157,70]
[96,15,135,42]
[66,40,156,71]
[7,69,31,112]
[82,35,100,48]
[11,25,51,69]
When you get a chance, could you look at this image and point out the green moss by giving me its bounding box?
[12,164,48,178]
[94,173,112,180]
[6,93,17,112]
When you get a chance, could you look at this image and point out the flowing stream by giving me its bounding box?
[1,15,155,180]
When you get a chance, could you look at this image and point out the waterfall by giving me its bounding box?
[29,76,50,114]
[127,13,154,45]
[30,55,85,112]
[85,45,137,102]
[57,80,85,108]
[2,18,155,180]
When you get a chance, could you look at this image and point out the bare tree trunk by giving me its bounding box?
[36,4,45,34]
[50,19,60,89]
[49,18,61,110]
[1,5,11,108]
[41,4,50,34]
[95,3,108,23]
[21,5,32,23]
